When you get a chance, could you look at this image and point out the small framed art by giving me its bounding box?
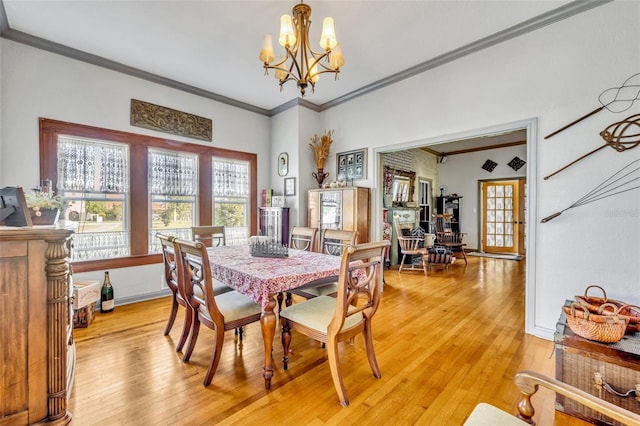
[336,148,367,180]
[277,152,288,177]
[284,177,296,196]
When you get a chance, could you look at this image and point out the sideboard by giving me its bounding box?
[0,226,74,425]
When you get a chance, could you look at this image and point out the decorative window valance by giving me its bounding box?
[149,149,197,196]
[57,136,129,192]
[213,159,249,197]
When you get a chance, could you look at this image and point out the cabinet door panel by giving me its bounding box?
[0,252,29,418]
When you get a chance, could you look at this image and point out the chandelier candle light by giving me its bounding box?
[259,2,345,96]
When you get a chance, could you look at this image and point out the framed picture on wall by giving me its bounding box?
[336,148,367,180]
[284,177,296,196]
[277,152,288,177]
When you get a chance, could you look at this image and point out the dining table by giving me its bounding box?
[206,244,345,389]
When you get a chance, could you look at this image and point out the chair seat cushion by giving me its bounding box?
[463,402,528,425]
[280,296,363,333]
[295,282,338,297]
[198,290,262,322]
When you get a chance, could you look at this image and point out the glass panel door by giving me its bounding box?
[319,191,342,230]
[481,180,521,254]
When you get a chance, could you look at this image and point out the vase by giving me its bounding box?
[383,194,393,208]
[312,169,329,188]
[30,208,60,225]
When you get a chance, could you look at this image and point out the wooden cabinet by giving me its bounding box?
[436,195,462,232]
[259,207,289,244]
[0,227,74,426]
[308,187,370,243]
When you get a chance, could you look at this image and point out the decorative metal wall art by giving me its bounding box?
[481,159,498,172]
[337,148,367,180]
[508,156,526,171]
[541,158,640,223]
[544,113,640,180]
[545,72,640,139]
[130,99,212,141]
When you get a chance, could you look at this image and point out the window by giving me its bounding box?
[39,118,257,273]
[212,158,249,245]
[57,136,130,261]
[148,148,198,252]
[419,178,432,229]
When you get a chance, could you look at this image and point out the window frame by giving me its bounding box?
[40,118,258,273]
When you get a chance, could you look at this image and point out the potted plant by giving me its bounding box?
[24,190,69,225]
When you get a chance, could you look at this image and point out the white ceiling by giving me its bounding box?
[3,0,580,114]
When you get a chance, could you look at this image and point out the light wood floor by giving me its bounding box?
[69,255,590,425]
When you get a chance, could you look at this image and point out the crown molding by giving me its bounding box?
[319,0,612,110]
[0,0,611,117]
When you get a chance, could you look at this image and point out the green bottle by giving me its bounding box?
[100,271,114,313]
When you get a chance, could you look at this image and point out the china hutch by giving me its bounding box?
[307,187,370,243]
[259,207,290,244]
[436,195,462,232]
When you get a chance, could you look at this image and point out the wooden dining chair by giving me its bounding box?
[191,225,226,247]
[289,226,318,251]
[191,226,235,296]
[280,240,390,407]
[157,233,191,350]
[278,227,319,309]
[158,233,234,358]
[292,228,358,300]
[173,238,262,387]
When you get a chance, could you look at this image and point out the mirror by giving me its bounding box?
[392,169,415,205]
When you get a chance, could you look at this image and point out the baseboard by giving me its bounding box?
[97,288,171,309]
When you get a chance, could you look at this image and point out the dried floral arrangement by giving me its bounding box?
[309,129,334,169]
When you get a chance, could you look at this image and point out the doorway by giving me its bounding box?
[480,178,526,255]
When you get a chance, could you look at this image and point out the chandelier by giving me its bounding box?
[259,2,344,96]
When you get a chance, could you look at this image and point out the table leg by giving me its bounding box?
[260,295,277,389]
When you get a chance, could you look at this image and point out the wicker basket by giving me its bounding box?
[562,302,629,343]
[575,285,640,333]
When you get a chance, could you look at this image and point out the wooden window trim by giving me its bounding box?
[39,118,257,273]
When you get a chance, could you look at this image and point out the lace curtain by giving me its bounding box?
[149,149,197,196]
[212,159,249,197]
[57,136,128,192]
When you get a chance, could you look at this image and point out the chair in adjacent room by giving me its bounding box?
[173,238,262,386]
[433,214,468,264]
[292,228,358,300]
[393,218,431,275]
[280,240,390,407]
[191,225,226,247]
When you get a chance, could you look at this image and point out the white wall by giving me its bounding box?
[320,1,640,338]
[270,105,323,227]
[0,40,271,302]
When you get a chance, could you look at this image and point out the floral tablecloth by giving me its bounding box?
[207,245,342,309]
